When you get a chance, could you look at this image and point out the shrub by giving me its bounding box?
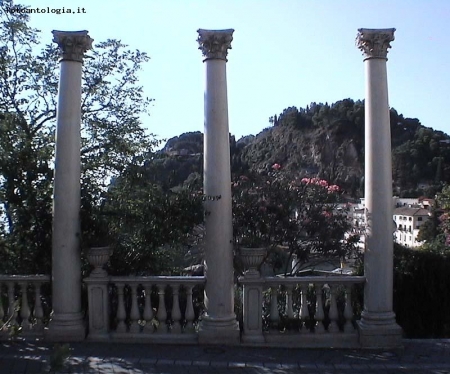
[393,243,450,338]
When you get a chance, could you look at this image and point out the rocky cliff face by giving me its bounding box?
[147,100,450,198]
[236,124,364,196]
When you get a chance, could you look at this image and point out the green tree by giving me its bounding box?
[417,211,439,243]
[103,163,204,275]
[0,1,155,273]
[419,184,450,253]
[0,112,53,273]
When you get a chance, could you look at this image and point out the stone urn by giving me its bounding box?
[87,246,113,277]
[239,247,267,278]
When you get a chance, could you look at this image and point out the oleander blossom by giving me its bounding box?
[322,211,332,218]
[301,177,326,185]
[300,178,340,193]
[327,185,340,193]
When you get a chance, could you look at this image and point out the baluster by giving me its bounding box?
[7,282,17,326]
[184,285,195,332]
[269,286,279,329]
[143,285,154,333]
[129,283,141,333]
[0,283,4,328]
[116,283,127,333]
[285,284,294,320]
[156,285,167,333]
[314,283,325,333]
[328,284,339,333]
[33,283,44,331]
[19,282,30,330]
[171,284,181,333]
[343,284,354,333]
[299,284,309,333]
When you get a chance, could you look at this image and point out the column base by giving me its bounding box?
[198,314,240,345]
[45,312,86,342]
[357,311,403,348]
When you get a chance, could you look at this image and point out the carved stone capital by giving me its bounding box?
[52,30,93,63]
[356,28,395,60]
[197,29,234,61]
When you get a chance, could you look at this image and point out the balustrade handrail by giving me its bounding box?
[107,275,205,285]
[0,275,50,282]
[255,275,365,286]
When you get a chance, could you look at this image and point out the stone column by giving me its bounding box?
[47,30,93,341]
[197,29,239,344]
[356,28,402,348]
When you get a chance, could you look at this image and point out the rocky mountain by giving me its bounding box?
[148,99,450,198]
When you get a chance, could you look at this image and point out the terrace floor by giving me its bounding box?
[1,339,450,374]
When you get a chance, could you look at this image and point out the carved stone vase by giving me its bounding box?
[239,247,267,278]
[87,247,112,277]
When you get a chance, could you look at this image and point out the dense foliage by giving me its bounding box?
[0,0,196,274]
[232,165,359,274]
[393,243,450,337]
[418,184,450,253]
[101,162,204,275]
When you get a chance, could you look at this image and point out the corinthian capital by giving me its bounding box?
[356,28,395,60]
[52,30,93,63]
[197,29,234,61]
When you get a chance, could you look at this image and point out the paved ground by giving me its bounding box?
[1,339,450,373]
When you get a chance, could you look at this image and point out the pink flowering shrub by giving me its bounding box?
[232,164,359,273]
[301,177,340,194]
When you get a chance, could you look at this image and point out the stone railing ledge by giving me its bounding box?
[0,274,51,282]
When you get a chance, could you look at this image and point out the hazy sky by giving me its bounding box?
[21,0,450,142]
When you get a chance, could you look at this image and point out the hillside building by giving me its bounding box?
[352,197,433,249]
[393,207,430,248]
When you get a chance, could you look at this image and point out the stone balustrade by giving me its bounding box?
[0,275,51,339]
[84,276,206,343]
[239,275,365,347]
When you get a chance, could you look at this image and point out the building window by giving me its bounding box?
[418,217,423,221]
[409,217,412,221]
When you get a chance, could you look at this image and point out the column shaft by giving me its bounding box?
[363,58,394,314]
[203,59,235,320]
[47,30,93,341]
[52,59,83,316]
[356,28,402,348]
[197,29,239,344]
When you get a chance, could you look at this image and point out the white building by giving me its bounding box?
[393,207,430,248]
[352,197,433,249]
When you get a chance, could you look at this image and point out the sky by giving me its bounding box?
[17,0,450,143]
